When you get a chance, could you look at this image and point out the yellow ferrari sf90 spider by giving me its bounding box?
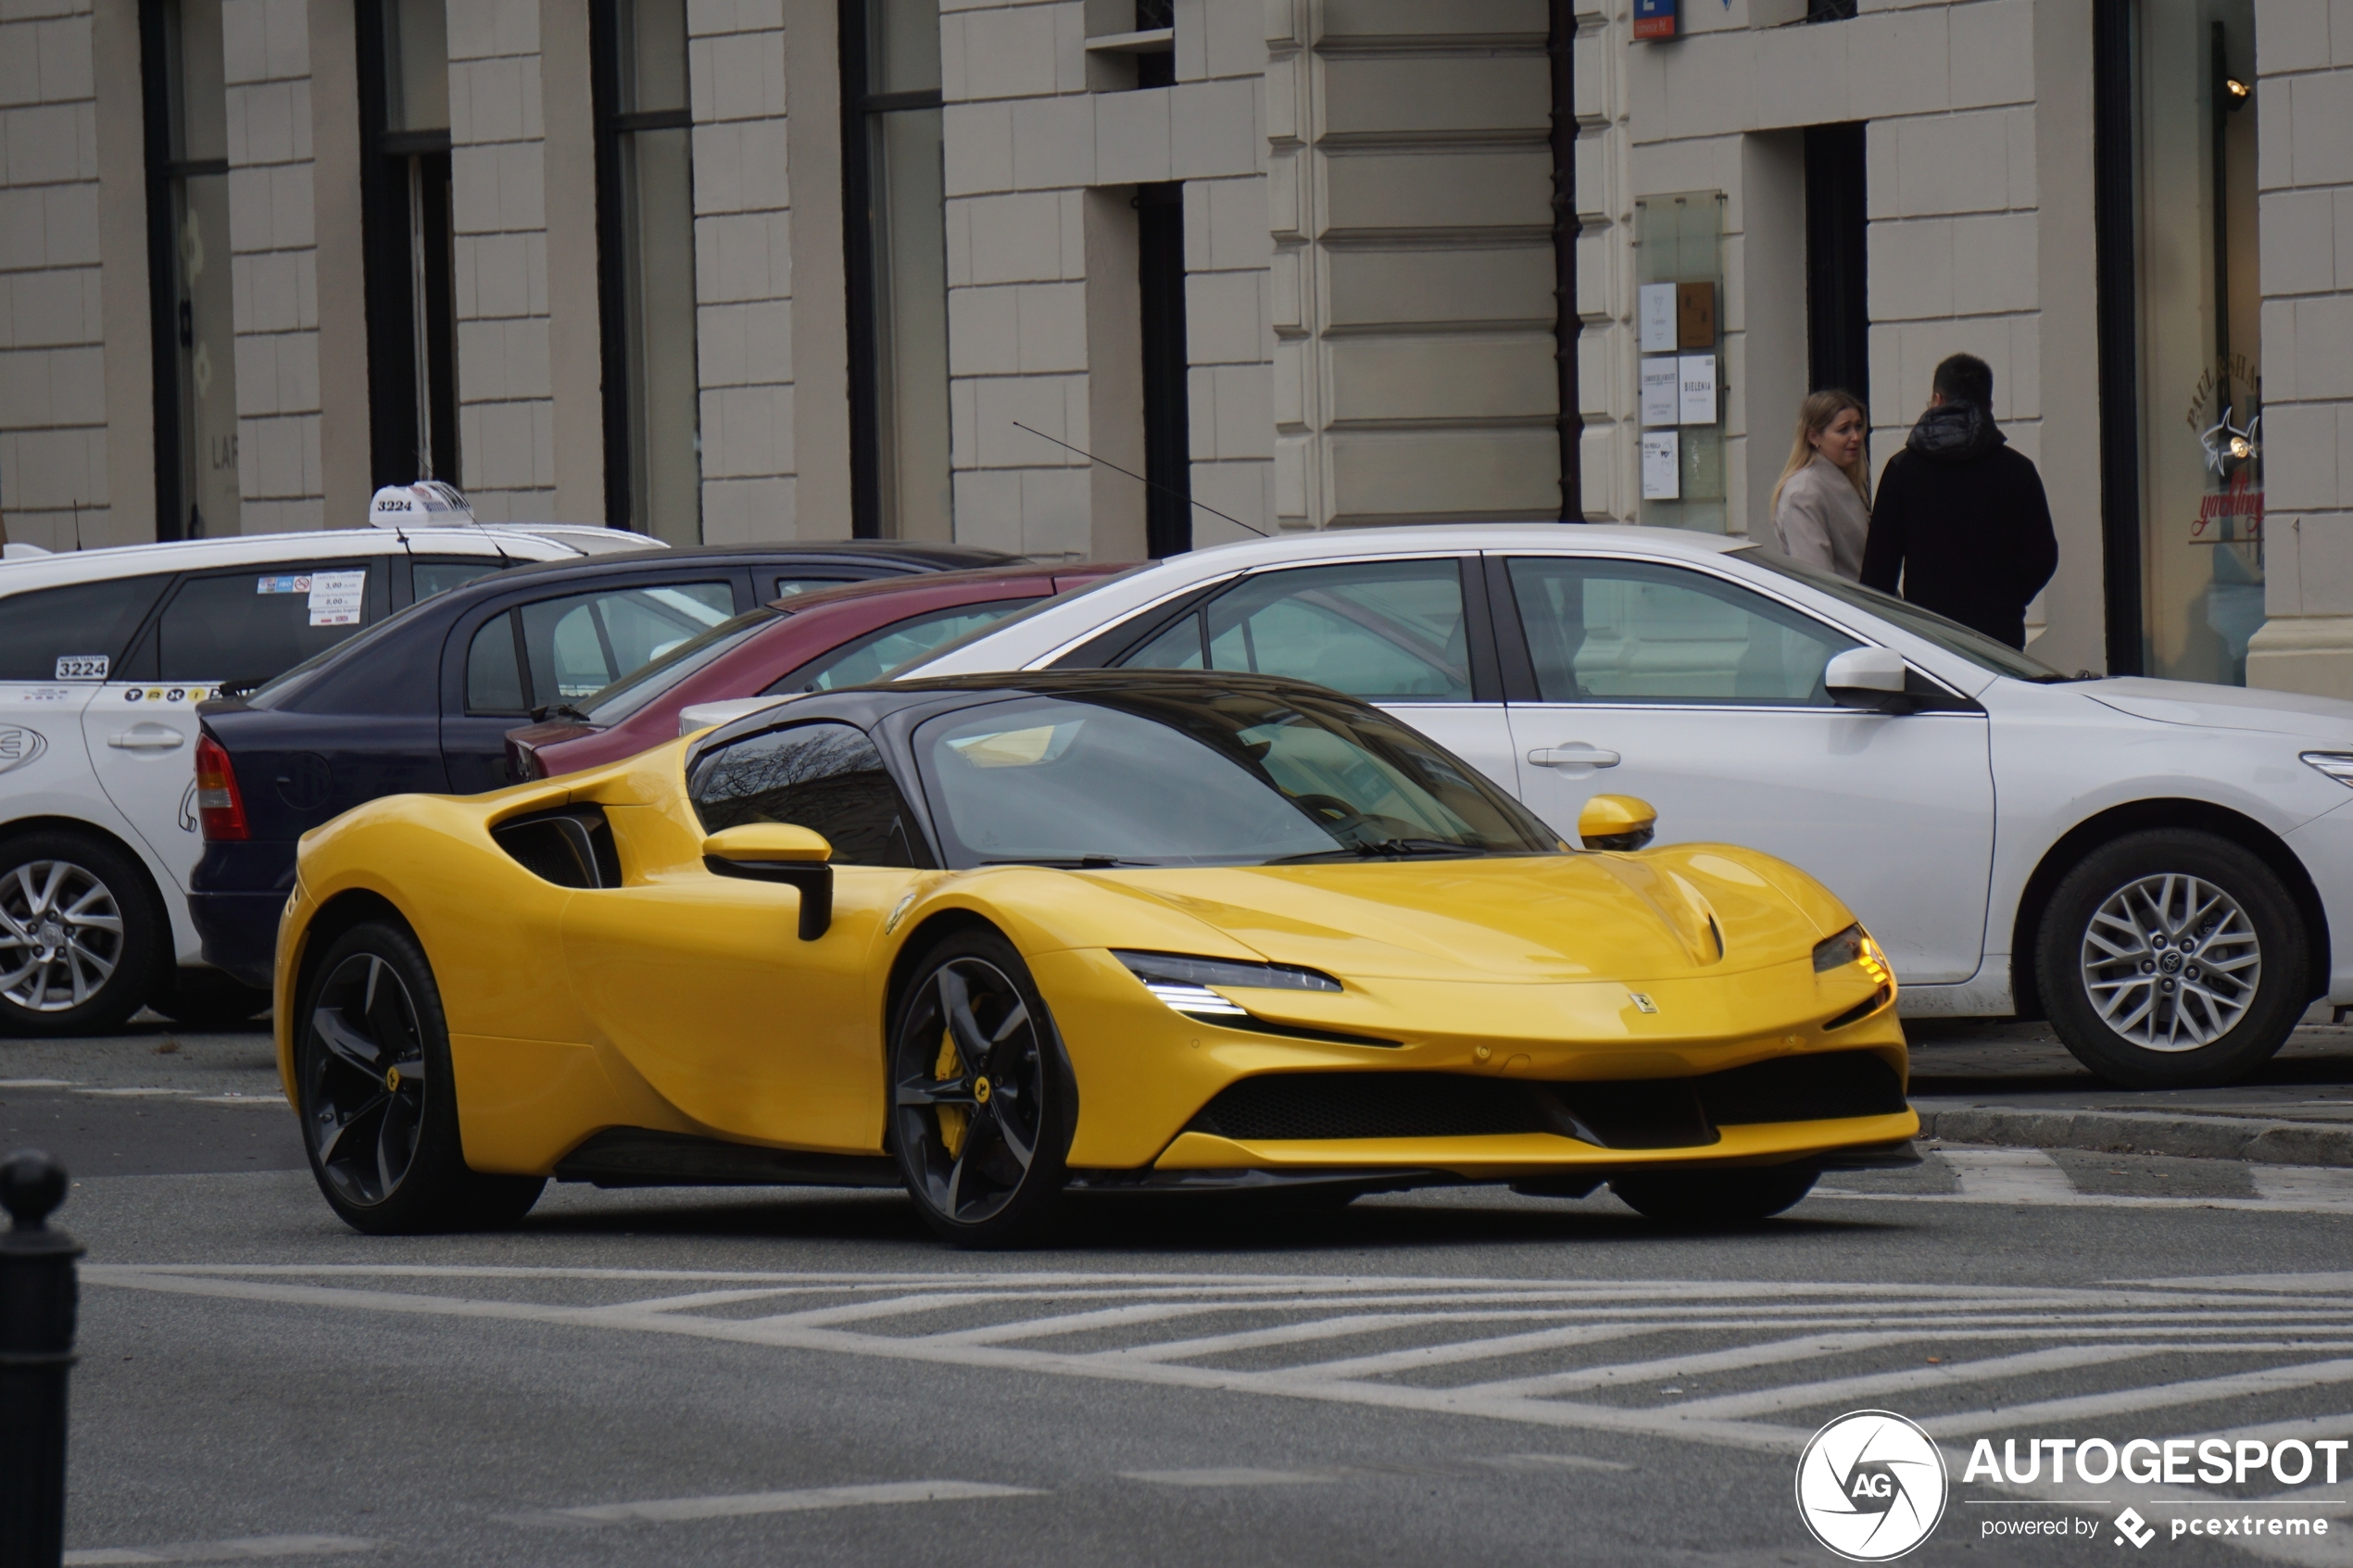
[275,671,1916,1245]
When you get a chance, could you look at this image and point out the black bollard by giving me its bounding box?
[0,1151,79,1568]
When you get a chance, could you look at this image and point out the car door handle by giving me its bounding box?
[1527,745,1620,769]
[107,726,185,751]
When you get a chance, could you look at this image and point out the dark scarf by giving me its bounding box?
[1905,401,2006,464]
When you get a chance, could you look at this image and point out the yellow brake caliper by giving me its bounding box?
[934,1026,968,1157]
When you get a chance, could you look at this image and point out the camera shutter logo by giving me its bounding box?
[1795,1410,1948,1561]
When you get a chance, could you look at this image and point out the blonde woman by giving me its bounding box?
[1769,390,1871,581]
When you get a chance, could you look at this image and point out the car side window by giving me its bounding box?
[762,599,1035,695]
[1118,559,1473,702]
[465,617,527,713]
[774,574,862,600]
[687,721,928,868]
[412,557,507,602]
[0,574,172,681]
[155,562,379,684]
[1504,557,1859,707]
[513,582,735,708]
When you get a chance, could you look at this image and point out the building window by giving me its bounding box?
[843,0,950,542]
[593,0,700,543]
[1137,182,1190,558]
[1802,121,1869,407]
[1135,0,1176,89]
[140,0,239,540]
[2101,0,2260,685]
[357,0,459,488]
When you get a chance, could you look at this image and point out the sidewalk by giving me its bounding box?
[1906,1007,2353,1165]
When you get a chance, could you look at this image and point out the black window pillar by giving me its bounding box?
[1137,182,1190,559]
[1803,120,1869,405]
[2093,0,2142,676]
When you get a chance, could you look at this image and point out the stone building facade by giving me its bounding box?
[5,0,2351,695]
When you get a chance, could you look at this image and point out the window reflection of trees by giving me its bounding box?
[688,721,923,866]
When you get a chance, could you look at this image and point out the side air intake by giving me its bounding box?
[492,805,621,889]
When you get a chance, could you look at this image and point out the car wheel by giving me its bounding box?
[151,968,272,1031]
[294,920,543,1235]
[888,928,1075,1248]
[2037,830,2308,1089]
[0,830,166,1037]
[1609,1164,1818,1225]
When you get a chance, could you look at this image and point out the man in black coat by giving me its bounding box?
[1860,354,2057,649]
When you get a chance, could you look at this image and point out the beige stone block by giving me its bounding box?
[38,179,94,265]
[2296,295,2353,398]
[695,118,793,215]
[1574,323,1615,420]
[2263,295,2298,400]
[2,101,79,182]
[1950,212,2037,315]
[220,0,268,87]
[695,298,791,388]
[0,24,36,107]
[963,190,1066,283]
[1171,74,1256,179]
[2005,104,2036,209]
[2006,311,2039,420]
[2258,0,2330,77]
[2264,187,2336,296]
[701,474,799,544]
[1019,464,1091,557]
[1200,174,1272,270]
[950,467,1023,552]
[260,0,307,80]
[1094,84,1171,184]
[2246,611,2353,700]
[1189,458,1275,544]
[2293,71,2353,187]
[1206,363,1272,459]
[32,17,89,105]
[1318,56,1547,138]
[1750,20,1849,130]
[2339,189,2353,287]
[1949,0,2032,109]
[961,5,1058,100]
[1008,94,1092,189]
[950,282,1020,375]
[2258,73,2288,192]
[1864,118,1898,221]
[1845,6,1949,121]
[1318,1,1546,42]
[1326,244,1553,329]
[1867,218,1954,321]
[701,382,795,479]
[968,372,1088,468]
[1654,33,1757,144]
[698,27,786,121]
[1329,426,1560,520]
[1893,108,2010,218]
[1328,333,1557,424]
[1203,0,1265,79]
[2267,402,2341,510]
[1322,147,1552,234]
[692,209,791,304]
[1015,281,1088,373]
[6,269,80,345]
[1185,268,1262,365]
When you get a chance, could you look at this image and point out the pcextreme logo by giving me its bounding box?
[1796,1411,1949,1562]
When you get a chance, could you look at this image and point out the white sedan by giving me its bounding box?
[907,524,2353,1088]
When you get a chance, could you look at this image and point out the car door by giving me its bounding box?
[560,720,926,1147]
[0,573,166,828]
[1494,552,1995,985]
[87,558,384,890]
[442,576,742,793]
[1101,556,1521,798]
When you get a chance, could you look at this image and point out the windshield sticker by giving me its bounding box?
[307,570,366,627]
[55,655,107,680]
[13,687,72,702]
[257,574,309,594]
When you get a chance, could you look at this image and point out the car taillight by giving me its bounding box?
[195,734,248,841]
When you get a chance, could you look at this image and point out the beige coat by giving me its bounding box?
[1772,454,1870,581]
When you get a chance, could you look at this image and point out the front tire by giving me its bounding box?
[0,830,165,1036]
[887,928,1075,1248]
[2037,830,2307,1089]
[1610,1164,1818,1225]
[294,920,542,1235]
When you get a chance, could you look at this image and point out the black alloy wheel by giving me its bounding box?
[888,929,1073,1247]
[2036,829,2308,1089]
[0,830,166,1036]
[295,921,543,1234]
[1609,1164,1818,1226]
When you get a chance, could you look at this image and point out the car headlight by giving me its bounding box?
[1813,923,1892,987]
[2301,752,2353,788]
[1113,950,1340,1022]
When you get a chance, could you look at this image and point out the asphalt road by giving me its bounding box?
[14,1022,2353,1567]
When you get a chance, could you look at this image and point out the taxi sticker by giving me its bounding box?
[54,655,107,680]
[166,689,184,702]
[124,689,143,702]
[257,575,310,595]
[146,689,164,700]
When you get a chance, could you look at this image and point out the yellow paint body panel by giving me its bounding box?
[276,730,1914,1184]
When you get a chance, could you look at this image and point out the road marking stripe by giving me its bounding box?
[917,1301,1228,1345]
[1120,1468,1332,1486]
[1941,1147,2080,1200]
[75,1087,195,1098]
[1922,1357,2353,1437]
[1665,1343,2164,1419]
[63,1536,380,1564]
[0,1077,76,1087]
[579,1287,814,1317]
[506,1479,1039,1525]
[2253,1169,2353,1212]
[1278,1323,1654,1381]
[1101,1310,1642,1366]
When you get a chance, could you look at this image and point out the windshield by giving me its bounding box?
[912,686,1560,870]
[244,600,424,709]
[1730,548,2075,682]
[577,606,782,723]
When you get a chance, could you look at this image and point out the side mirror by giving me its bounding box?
[1578,794,1657,853]
[1824,646,1916,714]
[702,825,834,940]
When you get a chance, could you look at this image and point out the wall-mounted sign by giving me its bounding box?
[1639,284,1678,354]
[1641,358,1680,426]
[1677,281,1717,348]
[1678,354,1717,425]
[1642,432,1681,499]
[1634,0,1679,41]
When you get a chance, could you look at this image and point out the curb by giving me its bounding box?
[1914,1102,2353,1169]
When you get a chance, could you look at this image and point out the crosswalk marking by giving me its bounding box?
[63,1536,381,1564]
[1817,1147,2353,1214]
[1943,1146,2080,1200]
[1667,1343,2177,1421]
[502,1479,1039,1526]
[2252,1168,2353,1211]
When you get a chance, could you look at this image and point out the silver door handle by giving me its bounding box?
[108,728,185,751]
[1528,745,1620,769]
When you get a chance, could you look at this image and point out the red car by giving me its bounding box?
[504,561,1134,781]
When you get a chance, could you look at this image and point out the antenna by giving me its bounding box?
[1012,422,1269,539]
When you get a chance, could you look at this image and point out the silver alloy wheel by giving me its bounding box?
[2080,872,2260,1051]
[0,859,125,1012]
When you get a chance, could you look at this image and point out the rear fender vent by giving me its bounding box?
[493,805,621,889]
